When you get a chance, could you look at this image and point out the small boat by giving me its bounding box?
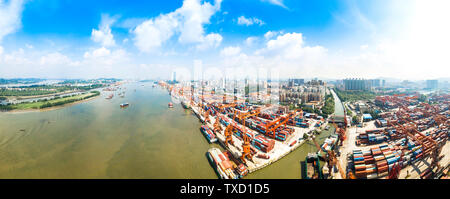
[120,103,129,108]
[105,94,114,99]
[301,153,324,179]
[257,154,270,159]
[181,100,191,109]
[168,102,173,108]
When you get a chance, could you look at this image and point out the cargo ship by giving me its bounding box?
[235,164,249,178]
[321,134,338,152]
[301,153,324,179]
[105,94,114,99]
[120,103,129,108]
[181,100,191,109]
[207,148,239,179]
[200,125,217,143]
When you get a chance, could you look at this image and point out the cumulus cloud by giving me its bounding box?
[257,32,327,60]
[220,46,241,57]
[237,16,265,26]
[84,47,111,58]
[245,37,258,46]
[91,14,117,47]
[196,33,223,50]
[133,0,223,52]
[264,30,282,40]
[83,47,128,66]
[39,52,72,66]
[216,32,330,79]
[0,0,24,42]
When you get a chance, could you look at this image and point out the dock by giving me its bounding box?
[191,105,319,173]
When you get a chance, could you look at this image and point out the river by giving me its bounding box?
[0,82,334,179]
[330,88,345,117]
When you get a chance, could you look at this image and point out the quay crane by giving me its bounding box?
[237,108,261,125]
[262,109,302,139]
[213,118,222,134]
[224,124,235,147]
[388,152,403,179]
[240,129,254,164]
[310,135,354,179]
[204,108,211,124]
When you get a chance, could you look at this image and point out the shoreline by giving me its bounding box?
[0,94,100,114]
[5,90,84,100]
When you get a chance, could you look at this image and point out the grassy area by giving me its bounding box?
[334,89,378,102]
[0,91,100,111]
[321,94,334,115]
[0,84,104,97]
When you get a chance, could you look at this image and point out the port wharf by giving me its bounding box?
[190,103,321,174]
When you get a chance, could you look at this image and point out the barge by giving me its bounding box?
[200,125,217,143]
[207,148,239,179]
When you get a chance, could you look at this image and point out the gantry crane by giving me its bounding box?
[331,116,346,146]
[240,129,253,164]
[213,117,222,134]
[204,108,211,124]
[310,135,352,179]
[388,151,403,179]
[237,108,261,125]
[224,124,235,147]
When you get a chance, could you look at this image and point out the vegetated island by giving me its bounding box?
[0,91,100,111]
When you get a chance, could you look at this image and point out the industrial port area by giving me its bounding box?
[2,2,450,194]
[155,77,450,180]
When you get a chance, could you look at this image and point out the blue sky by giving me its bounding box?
[0,0,449,80]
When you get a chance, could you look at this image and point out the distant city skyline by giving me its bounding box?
[1,0,449,80]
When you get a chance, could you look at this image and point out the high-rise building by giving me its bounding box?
[426,80,438,90]
[288,78,305,87]
[343,78,372,91]
[371,79,381,87]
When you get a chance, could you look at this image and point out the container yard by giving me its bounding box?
[159,81,449,179]
[158,80,331,178]
[337,93,450,179]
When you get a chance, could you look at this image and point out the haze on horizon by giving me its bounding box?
[0,0,449,81]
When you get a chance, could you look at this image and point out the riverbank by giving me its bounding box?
[0,91,100,113]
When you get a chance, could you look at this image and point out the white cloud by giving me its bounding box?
[39,52,72,66]
[83,47,128,66]
[133,0,223,52]
[220,46,241,57]
[84,47,111,59]
[264,30,282,40]
[0,0,24,42]
[196,33,222,50]
[261,0,287,9]
[0,45,3,55]
[217,32,330,79]
[245,37,258,46]
[133,13,179,52]
[91,14,117,47]
[237,16,265,26]
[257,32,327,60]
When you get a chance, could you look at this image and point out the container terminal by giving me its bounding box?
[157,80,449,179]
